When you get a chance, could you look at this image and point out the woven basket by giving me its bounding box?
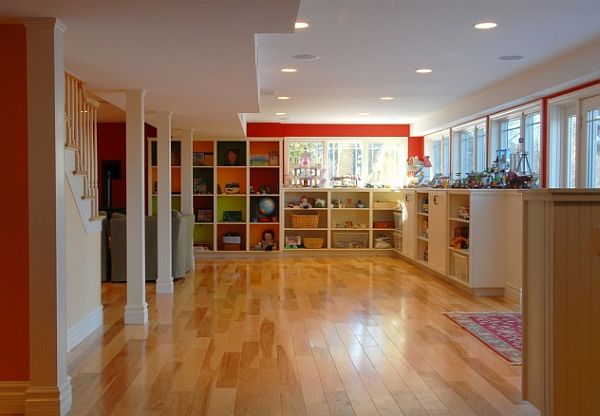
[303,237,324,249]
[291,213,319,228]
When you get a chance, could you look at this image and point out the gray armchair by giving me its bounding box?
[110,210,194,282]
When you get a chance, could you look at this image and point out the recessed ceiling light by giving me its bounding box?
[499,55,524,61]
[295,22,309,29]
[280,68,298,73]
[474,22,498,30]
[275,112,287,116]
[379,96,395,100]
[294,54,319,60]
[276,96,290,100]
[358,112,371,116]
[415,68,433,74]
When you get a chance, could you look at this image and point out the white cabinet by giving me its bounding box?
[523,190,600,416]
[428,191,447,274]
[398,190,416,258]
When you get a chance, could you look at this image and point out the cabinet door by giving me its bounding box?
[428,191,448,274]
[401,191,416,258]
[552,202,600,415]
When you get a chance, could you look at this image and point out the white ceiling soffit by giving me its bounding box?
[246,0,600,125]
[1,0,300,138]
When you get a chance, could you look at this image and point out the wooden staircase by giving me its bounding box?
[64,72,102,233]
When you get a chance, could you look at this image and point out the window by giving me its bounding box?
[584,105,600,187]
[452,121,486,178]
[548,91,600,188]
[286,138,407,187]
[490,104,541,176]
[424,131,450,179]
[328,141,363,181]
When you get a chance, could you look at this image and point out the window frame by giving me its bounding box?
[451,119,487,178]
[548,86,600,188]
[284,136,408,188]
[424,130,451,179]
[489,102,542,175]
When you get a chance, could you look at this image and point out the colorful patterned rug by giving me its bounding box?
[444,311,522,365]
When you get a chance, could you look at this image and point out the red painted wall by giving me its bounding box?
[97,122,157,210]
[247,122,410,138]
[0,24,29,381]
[408,136,424,159]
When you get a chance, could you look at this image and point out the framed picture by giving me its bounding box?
[196,209,213,223]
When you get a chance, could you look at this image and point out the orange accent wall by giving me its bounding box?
[247,122,410,137]
[0,24,29,381]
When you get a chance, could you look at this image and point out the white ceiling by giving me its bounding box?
[4,0,600,136]
[246,0,600,125]
[0,0,300,137]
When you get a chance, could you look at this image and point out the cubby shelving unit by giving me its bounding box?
[282,189,401,250]
[148,140,182,215]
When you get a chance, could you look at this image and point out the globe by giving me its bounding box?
[258,197,276,216]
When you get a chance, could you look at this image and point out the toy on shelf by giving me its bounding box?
[299,196,312,209]
[450,227,469,249]
[260,229,276,251]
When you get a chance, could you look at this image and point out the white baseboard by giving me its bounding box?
[67,306,103,352]
[0,382,28,415]
[505,283,523,305]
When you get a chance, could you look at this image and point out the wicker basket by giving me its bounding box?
[303,237,324,249]
[291,213,319,228]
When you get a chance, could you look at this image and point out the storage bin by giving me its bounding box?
[303,237,324,249]
[223,242,242,251]
[291,213,319,228]
[373,221,394,229]
[223,235,241,244]
[332,231,368,249]
[452,252,469,282]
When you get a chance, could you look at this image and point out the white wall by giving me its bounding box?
[65,183,101,331]
[412,38,600,136]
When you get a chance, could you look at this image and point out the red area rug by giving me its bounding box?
[444,311,522,365]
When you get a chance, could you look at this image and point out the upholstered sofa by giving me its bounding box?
[109,210,194,282]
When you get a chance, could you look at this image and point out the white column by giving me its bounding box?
[180,130,195,270]
[156,112,174,294]
[24,17,71,416]
[124,89,148,325]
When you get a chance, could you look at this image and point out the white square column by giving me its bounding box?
[24,17,71,416]
[156,112,174,294]
[124,89,148,325]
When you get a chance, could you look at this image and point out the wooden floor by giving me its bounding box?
[68,256,539,416]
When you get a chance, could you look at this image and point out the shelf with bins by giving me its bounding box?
[283,189,328,250]
[149,140,183,215]
[447,191,471,284]
[191,140,216,251]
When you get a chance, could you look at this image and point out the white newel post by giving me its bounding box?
[156,112,174,294]
[24,17,71,416]
[180,129,195,270]
[124,90,148,325]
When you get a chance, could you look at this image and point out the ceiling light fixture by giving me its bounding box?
[499,55,524,61]
[275,112,287,116]
[358,112,371,116]
[415,68,433,74]
[293,54,319,60]
[276,96,290,100]
[295,22,309,29]
[474,22,498,30]
[280,68,298,73]
[379,96,395,100]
